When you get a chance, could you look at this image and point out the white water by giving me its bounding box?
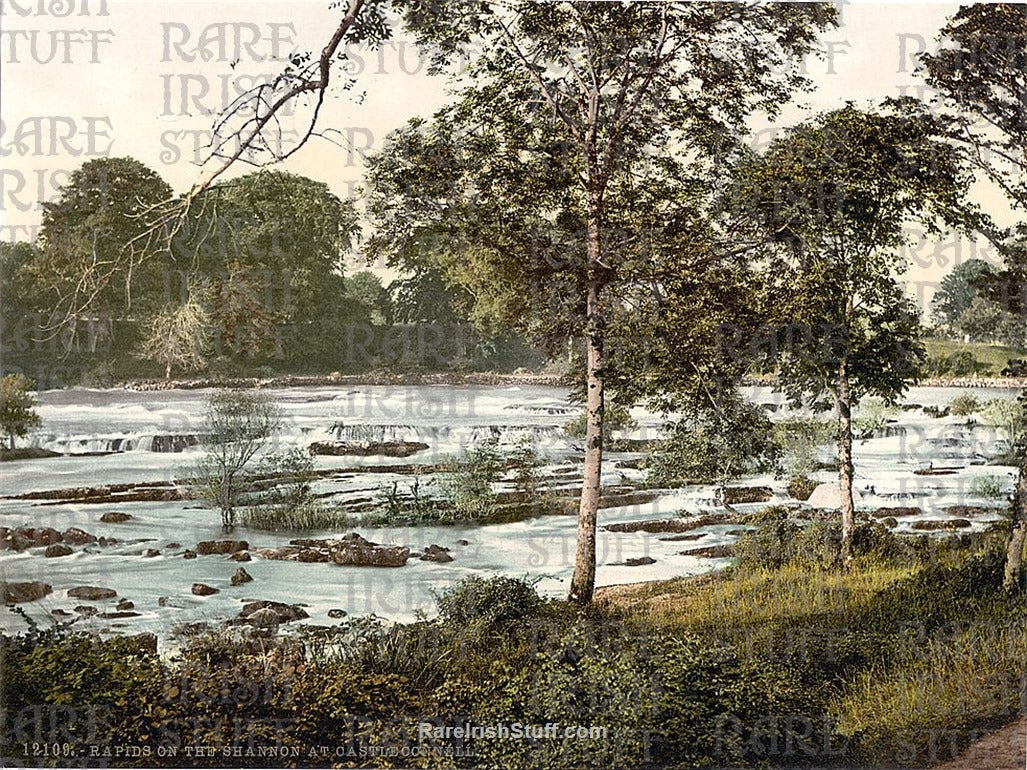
[0,383,1019,637]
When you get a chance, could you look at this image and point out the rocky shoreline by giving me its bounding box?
[112,371,1027,392]
[119,371,572,391]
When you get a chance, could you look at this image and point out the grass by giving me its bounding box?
[924,337,1027,376]
[602,543,1027,767]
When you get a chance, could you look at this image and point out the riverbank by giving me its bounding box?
[116,372,1027,392]
[119,371,572,391]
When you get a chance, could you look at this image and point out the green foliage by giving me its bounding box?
[647,398,780,486]
[775,416,835,479]
[735,515,916,572]
[787,475,819,501]
[931,259,1001,333]
[195,390,280,530]
[970,474,1005,500]
[924,349,984,377]
[979,397,1025,444]
[854,398,900,440]
[32,157,173,324]
[564,402,636,441]
[0,373,41,449]
[440,437,505,518]
[255,447,317,510]
[949,393,981,416]
[434,576,545,636]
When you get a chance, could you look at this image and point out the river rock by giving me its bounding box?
[116,599,135,611]
[68,586,116,600]
[196,540,249,555]
[51,609,73,618]
[230,550,252,562]
[680,544,735,558]
[327,608,347,619]
[230,568,253,586]
[192,583,219,596]
[456,539,470,546]
[622,556,657,566]
[235,600,309,628]
[420,544,453,563]
[182,550,197,559]
[722,486,773,505]
[309,440,430,458]
[2,581,53,603]
[74,605,99,616]
[166,542,181,550]
[143,548,160,558]
[62,527,97,545]
[1,526,63,551]
[332,540,409,567]
[101,611,141,619]
[100,511,132,523]
[45,544,73,558]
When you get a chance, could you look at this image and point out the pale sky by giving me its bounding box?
[0,0,1015,310]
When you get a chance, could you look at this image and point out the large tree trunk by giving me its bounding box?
[836,360,855,562]
[1003,451,1027,591]
[569,208,606,605]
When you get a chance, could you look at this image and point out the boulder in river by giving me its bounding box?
[230,550,252,562]
[101,611,141,619]
[805,482,863,511]
[327,608,347,619]
[100,511,132,523]
[116,599,135,611]
[621,556,657,567]
[680,544,735,558]
[420,544,453,563]
[309,440,429,458]
[44,544,73,558]
[2,581,53,603]
[62,527,97,545]
[182,550,197,559]
[191,583,219,596]
[195,540,249,555]
[234,600,309,628]
[1,526,63,551]
[68,586,116,600]
[230,568,253,586]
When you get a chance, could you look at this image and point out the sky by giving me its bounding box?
[0,0,1013,310]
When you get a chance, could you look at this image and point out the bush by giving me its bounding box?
[647,399,780,486]
[924,350,982,377]
[774,416,835,480]
[434,575,545,635]
[440,437,505,518]
[564,401,636,440]
[970,474,1005,499]
[949,393,980,416]
[787,475,819,501]
[736,517,915,572]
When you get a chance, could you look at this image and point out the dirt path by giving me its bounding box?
[934,717,1026,770]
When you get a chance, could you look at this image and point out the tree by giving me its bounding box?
[931,259,1000,333]
[0,374,42,450]
[367,2,837,603]
[142,295,211,379]
[196,390,280,531]
[917,4,1027,590]
[31,157,173,333]
[168,170,360,364]
[732,106,972,560]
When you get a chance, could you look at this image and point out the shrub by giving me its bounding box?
[854,397,899,440]
[564,401,636,439]
[736,518,915,572]
[0,373,41,450]
[774,416,835,480]
[440,437,505,518]
[434,575,544,635]
[970,474,1005,499]
[647,399,780,486]
[787,475,819,500]
[948,393,980,416]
